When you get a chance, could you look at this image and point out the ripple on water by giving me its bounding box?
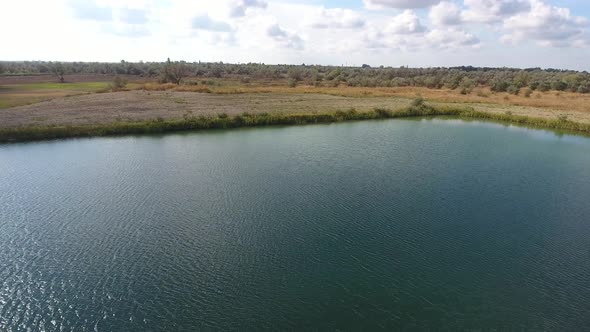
[1,119,590,330]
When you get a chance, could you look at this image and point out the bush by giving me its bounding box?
[110,76,128,91]
[490,79,509,92]
[538,82,551,92]
[507,85,520,95]
[523,88,533,98]
[411,96,425,107]
[460,78,475,95]
[448,74,463,90]
[551,80,567,91]
[287,68,303,82]
[476,89,489,97]
[287,78,297,88]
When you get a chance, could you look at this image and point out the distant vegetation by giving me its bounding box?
[1,60,589,94]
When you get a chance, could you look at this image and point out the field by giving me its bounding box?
[1,74,590,141]
[0,81,110,109]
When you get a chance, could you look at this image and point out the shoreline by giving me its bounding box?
[2,103,589,143]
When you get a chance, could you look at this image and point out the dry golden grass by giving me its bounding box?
[126,81,590,114]
[3,77,590,128]
[0,91,413,128]
[0,82,110,108]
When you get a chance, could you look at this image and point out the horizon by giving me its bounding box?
[2,0,590,71]
[2,60,589,73]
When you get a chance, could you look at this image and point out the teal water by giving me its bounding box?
[1,119,590,330]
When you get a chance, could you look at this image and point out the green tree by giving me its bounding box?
[551,80,567,91]
[160,58,190,85]
[490,78,509,92]
[460,78,476,94]
[53,62,66,83]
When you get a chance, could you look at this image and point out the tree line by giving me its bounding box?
[1,60,589,94]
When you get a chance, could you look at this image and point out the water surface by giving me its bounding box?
[1,119,590,330]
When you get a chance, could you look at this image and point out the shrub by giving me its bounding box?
[523,88,533,98]
[476,89,489,97]
[460,78,476,95]
[411,96,425,107]
[490,79,509,92]
[374,108,391,117]
[111,76,128,91]
[448,74,463,90]
[287,68,303,82]
[551,80,567,91]
[538,82,551,92]
[287,78,297,88]
[507,85,520,95]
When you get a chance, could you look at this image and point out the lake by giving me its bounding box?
[1,118,590,330]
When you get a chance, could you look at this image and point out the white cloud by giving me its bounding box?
[386,10,427,34]
[192,15,232,32]
[1,0,589,69]
[70,0,112,21]
[118,8,148,25]
[365,9,478,51]
[230,0,267,17]
[363,10,428,50]
[501,0,589,47]
[309,8,365,29]
[103,24,151,37]
[364,0,441,9]
[427,28,480,48]
[267,24,304,50]
[463,0,530,23]
[429,1,462,26]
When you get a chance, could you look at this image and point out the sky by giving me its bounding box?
[2,0,590,70]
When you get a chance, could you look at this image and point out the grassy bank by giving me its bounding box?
[1,101,589,143]
[0,81,110,109]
